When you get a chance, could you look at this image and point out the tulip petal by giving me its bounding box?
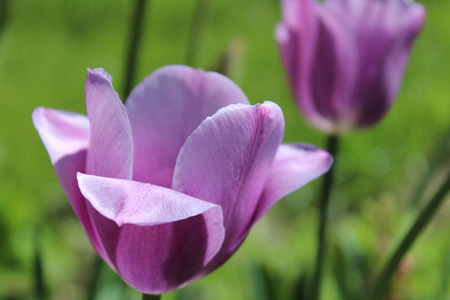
[125,65,249,188]
[173,101,284,270]
[275,23,299,94]
[77,173,225,294]
[383,3,425,101]
[354,1,425,127]
[254,143,332,222]
[279,0,319,112]
[32,108,106,258]
[85,68,133,180]
[77,173,222,226]
[32,108,90,164]
[309,5,358,129]
[325,0,425,128]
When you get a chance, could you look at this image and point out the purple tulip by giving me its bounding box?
[32,65,332,294]
[276,0,425,133]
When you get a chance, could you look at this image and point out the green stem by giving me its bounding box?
[0,0,9,39]
[86,255,103,300]
[33,226,46,300]
[122,0,149,102]
[186,0,209,67]
[410,127,450,207]
[310,135,339,300]
[142,294,161,300]
[370,170,450,300]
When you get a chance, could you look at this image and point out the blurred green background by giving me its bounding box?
[0,0,449,299]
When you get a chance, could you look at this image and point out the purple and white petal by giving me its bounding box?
[254,143,332,223]
[78,173,225,294]
[32,108,106,259]
[85,68,134,180]
[125,65,250,188]
[173,101,284,271]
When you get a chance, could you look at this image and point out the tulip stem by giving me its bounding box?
[122,0,149,101]
[86,255,103,300]
[33,225,46,300]
[186,0,209,67]
[370,170,450,300]
[0,0,9,40]
[142,294,161,300]
[310,134,339,300]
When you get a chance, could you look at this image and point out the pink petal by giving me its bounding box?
[279,0,326,128]
[382,3,425,101]
[85,68,133,180]
[77,173,225,294]
[308,6,358,127]
[77,173,223,226]
[172,101,284,272]
[32,108,90,164]
[325,0,425,129]
[125,65,249,188]
[275,22,299,94]
[254,143,333,223]
[32,107,106,258]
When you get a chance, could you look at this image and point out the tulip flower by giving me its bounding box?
[276,0,425,133]
[33,65,332,294]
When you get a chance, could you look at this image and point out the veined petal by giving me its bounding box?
[32,108,89,164]
[85,68,133,180]
[275,22,299,94]
[383,2,425,101]
[307,5,358,131]
[347,0,425,128]
[125,65,249,188]
[253,143,332,223]
[77,173,225,294]
[173,101,284,271]
[32,107,106,258]
[77,173,223,227]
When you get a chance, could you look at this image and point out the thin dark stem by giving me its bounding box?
[86,255,103,300]
[310,135,339,300]
[142,294,161,300]
[122,0,149,102]
[0,0,9,40]
[33,226,46,300]
[370,170,450,300]
[186,0,209,67]
[410,127,450,207]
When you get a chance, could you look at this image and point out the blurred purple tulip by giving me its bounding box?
[276,0,425,133]
[33,65,332,294]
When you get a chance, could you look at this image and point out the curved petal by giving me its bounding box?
[77,173,224,294]
[306,5,358,132]
[173,101,284,272]
[32,108,90,164]
[275,22,299,95]
[85,68,133,180]
[382,2,425,102]
[125,65,249,188]
[326,0,424,129]
[253,143,332,223]
[77,173,223,227]
[32,107,106,258]
[280,0,322,124]
[345,0,425,128]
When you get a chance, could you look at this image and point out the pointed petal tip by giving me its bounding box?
[87,68,112,81]
[258,101,285,126]
[275,22,290,43]
[288,143,334,174]
[413,4,426,31]
[77,172,225,228]
[31,106,45,125]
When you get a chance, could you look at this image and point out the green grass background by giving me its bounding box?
[0,0,449,299]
